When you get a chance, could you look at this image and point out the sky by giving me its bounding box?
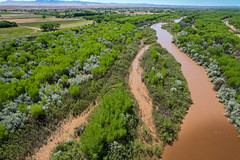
[84,0,240,6]
[0,0,240,6]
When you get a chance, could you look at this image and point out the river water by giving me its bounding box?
[151,21,240,160]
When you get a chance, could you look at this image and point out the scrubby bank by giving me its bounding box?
[229,15,240,30]
[169,10,240,136]
[141,43,192,145]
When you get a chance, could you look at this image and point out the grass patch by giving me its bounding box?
[0,26,38,41]
[20,18,92,29]
[0,12,27,15]
[59,20,93,29]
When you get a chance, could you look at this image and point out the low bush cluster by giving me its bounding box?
[141,43,192,145]
[0,21,17,28]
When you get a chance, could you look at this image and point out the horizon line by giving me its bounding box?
[0,0,240,7]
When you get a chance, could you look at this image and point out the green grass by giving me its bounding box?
[0,12,27,15]
[0,18,92,41]
[21,22,47,28]
[21,18,93,30]
[59,20,93,29]
[8,15,42,19]
[0,26,38,41]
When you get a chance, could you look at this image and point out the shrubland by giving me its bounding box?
[0,19,152,159]
[50,13,184,159]
[0,9,195,159]
[141,43,192,144]
[229,15,240,30]
[51,28,162,159]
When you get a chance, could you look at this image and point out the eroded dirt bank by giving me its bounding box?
[151,23,240,160]
[31,103,97,160]
[128,45,159,141]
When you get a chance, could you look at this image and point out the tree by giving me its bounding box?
[42,15,46,19]
[40,22,61,32]
[0,21,18,28]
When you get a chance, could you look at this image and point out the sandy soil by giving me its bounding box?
[21,26,41,31]
[129,44,160,145]
[226,20,239,31]
[30,101,98,160]
[224,20,240,37]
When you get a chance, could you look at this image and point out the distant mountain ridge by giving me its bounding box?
[0,0,239,8]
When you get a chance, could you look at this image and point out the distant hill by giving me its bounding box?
[0,0,103,5]
[0,0,239,8]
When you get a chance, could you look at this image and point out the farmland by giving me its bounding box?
[0,13,92,41]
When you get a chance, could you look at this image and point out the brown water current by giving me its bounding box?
[151,22,240,160]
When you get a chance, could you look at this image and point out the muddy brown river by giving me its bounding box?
[151,22,240,160]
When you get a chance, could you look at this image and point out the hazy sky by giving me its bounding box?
[0,0,240,6]
[84,0,240,6]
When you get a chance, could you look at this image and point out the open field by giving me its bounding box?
[21,18,93,29]
[0,12,27,15]
[0,13,92,41]
[1,14,80,24]
[0,26,38,41]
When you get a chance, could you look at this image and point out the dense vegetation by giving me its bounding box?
[35,10,104,19]
[167,10,240,135]
[0,9,175,158]
[0,19,149,159]
[2,7,240,160]
[84,13,182,26]
[141,43,192,144]
[50,14,174,159]
[0,21,17,28]
[229,15,240,30]
[51,29,162,160]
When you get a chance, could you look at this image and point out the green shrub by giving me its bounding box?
[29,103,44,117]
[17,104,28,114]
[68,85,82,97]
[52,140,86,160]
[0,124,8,141]
[153,145,162,158]
[145,144,153,157]
[80,86,132,159]
[0,21,17,28]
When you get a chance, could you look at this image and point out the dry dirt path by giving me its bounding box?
[20,25,41,31]
[128,44,159,144]
[30,102,97,160]
[224,20,240,37]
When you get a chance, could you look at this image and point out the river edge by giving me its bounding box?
[151,22,240,160]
